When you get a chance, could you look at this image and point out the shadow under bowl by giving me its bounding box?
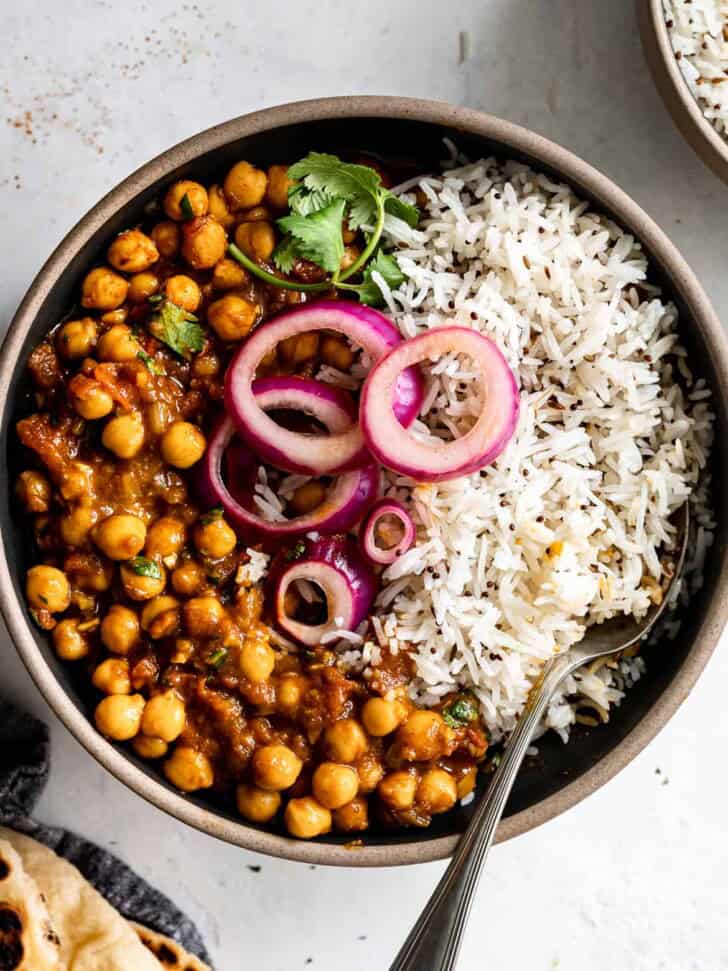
[1,96,727,866]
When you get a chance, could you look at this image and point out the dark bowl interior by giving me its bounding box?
[3,108,727,859]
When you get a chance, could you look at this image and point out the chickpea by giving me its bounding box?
[236,784,281,823]
[207,184,235,228]
[163,274,201,313]
[362,697,404,737]
[93,514,146,561]
[164,746,214,792]
[278,332,319,366]
[16,470,51,513]
[97,324,140,363]
[323,719,368,764]
[342,223,357,245]
[239,635,275,682]
[160,421,206,469]
[211,258,248,291]
[239,205,272,223]
[127,271,160,303]
[284,797,331,839]
[94,694,145,741]
[57,318,97,359]
[53,618,89,661]
[182,215,227,270]
[150,221,180,259]
[192,350,221,378]
[184,596,225,638]
[71,381,114,420]
[58,462,94,501]
[266,164,292,209]
[233,221,275,263]
[59,506,97,547]
[288,481,326,516]
[171,560,206,597]
[102,413,145,459]
[194,515,236,558]
[457,766,477,800]
[133,735,168,760]
[312,762,359,810]
[120,560,166,601]
[101,604,140,655]
[163,180,208,221]
[141,595,179,631]
[26,565,70,613]
[378,770,418,811]
[277,673,306,712]
[146,517,186,558]
[355,752,384,794]
[253,744,302,792]
[141,689,186,742]
[320,335,354,371]
[340,245,361,272]
[92,658,132,695]
[333,796,369,833]
[81,267,129,311]
[207,294,259,342]
[107,229,159,273]
[224,161,267,210]
[416,768,457,814]
[397,710,450,762]
[100,308,129,326]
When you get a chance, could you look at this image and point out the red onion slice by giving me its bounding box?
[360,498,416,565]
[224,300,424,475]
[249,374,367,471]
[273,535,376,646]
[360,327,519,482]
[199,416,379,547]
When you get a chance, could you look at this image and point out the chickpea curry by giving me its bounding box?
[16,153,490,841]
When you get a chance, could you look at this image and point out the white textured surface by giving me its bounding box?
[1,1,727,968]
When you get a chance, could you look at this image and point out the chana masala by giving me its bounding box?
[16,154,502,840]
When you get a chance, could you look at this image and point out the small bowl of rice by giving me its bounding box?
[2,97,728,866]
[638,0,728,183]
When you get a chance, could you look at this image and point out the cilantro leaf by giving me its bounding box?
[288,153,381,231]
[284,540,306,562]
[200,505,224,525]
[149,301,205,359]
[277,199,346,275]
[137,350,164,375]
[272,235,299,274]
[127,556,162,579]
[442,696,479,728]
[288,182,336,216]
[208,647,228,669]
[353,250,405,307]
[384,194,420,228]
[179,193,195,220]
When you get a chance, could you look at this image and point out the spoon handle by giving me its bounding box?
[390,652,575,971]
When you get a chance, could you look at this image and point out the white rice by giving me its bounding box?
[364,156,716,744]
[664,0,728,142]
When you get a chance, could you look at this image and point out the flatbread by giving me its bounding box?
[131,923,211,971]
[0,828,160,971]
[0,839,64,971]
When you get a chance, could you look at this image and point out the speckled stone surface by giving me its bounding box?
[1,1,727,968]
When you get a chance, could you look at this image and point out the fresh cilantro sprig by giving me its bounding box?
[227,152,418,307]
[148,300,205,359]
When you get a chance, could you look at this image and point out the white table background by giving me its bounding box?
[2,1,727,968]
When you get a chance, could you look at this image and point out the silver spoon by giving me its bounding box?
[391,503,690,971]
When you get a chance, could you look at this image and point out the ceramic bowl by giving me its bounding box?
[638,0,728,184]
[2,97,727,865]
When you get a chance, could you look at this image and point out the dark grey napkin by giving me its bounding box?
[0,697,212,966]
